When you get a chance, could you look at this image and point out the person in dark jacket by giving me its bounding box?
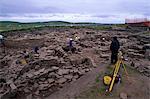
[110,37,120,64]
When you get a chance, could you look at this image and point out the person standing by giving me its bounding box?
[110,36,120,64]
[68,38,73,48]
[0,34,5,46]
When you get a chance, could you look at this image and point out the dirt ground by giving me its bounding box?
[0,27,150,99]
[76,65,150,99]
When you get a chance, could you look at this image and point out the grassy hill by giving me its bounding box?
[0,21,73,32]
[0,21,123,32]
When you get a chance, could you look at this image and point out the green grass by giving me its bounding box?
[0,21,72,32]
[0,21,126,32]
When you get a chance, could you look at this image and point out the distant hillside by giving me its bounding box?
[0,21,115,32]
[0,21,73,32]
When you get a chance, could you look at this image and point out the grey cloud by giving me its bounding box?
[0,0,149,23]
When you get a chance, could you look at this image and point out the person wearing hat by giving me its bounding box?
[110,36,120,64]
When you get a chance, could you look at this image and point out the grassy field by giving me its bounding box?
[0,21,126,32]
[0,21,72,32]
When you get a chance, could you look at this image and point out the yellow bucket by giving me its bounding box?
[104,76,112,85]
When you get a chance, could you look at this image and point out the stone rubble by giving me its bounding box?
[0,27,149,99]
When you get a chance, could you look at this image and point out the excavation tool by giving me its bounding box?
[108,51,128,92]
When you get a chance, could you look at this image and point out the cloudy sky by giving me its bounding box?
[0,0,150,23]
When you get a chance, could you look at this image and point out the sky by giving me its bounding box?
[0,0,150,23]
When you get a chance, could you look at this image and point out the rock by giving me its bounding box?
[48,72,56,78]
[26,73,34,78]
[47,50,53,54]
[128,52,144,58]
[39,84,49,91]
[34,90,40,96]
[71,68,79,73]
[53,48,65,57]
[40,78,46,81]
[84,68,90,72]
[128,49,139,53]
[34,68,45,75]
[129,45,143,50]
[147,66,150,70]
[100,54,109,59]
[43,68,54,74]
[99,48,109,52]
[24,88,30,93]
[38,68,45,73]
[34,59,59,67]
[52,66,59,70]
[137,67,144,73]
[131,62,140,69]
[7,80,13,84]
[33,83,39,89]
[48,78,55,84]
[64,75,73,80]
[57,69,69,75]
[78,70,85,75]
[10,83,17,90]
[120,92,127,99]
[120,39,127,44]
[43,81,49,84]
[57,78,67,84]
[74,75,79,79]
[34,54,40,57]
